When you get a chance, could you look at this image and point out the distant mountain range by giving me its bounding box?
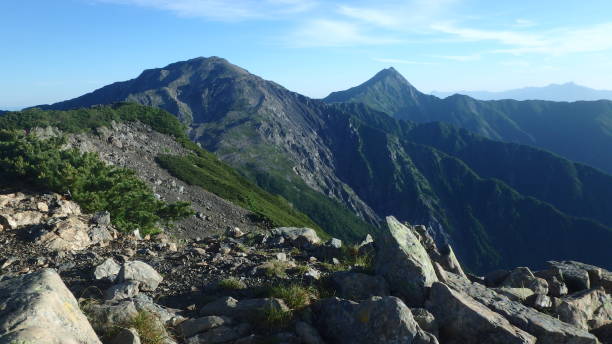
[325,68,612,175]
[432,82,612,102]
[34,57,612,272]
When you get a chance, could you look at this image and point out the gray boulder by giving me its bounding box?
[375,216,438,306]
[179,316,233,338]
[92,210,111,225]
[411,308,439,338]
[0,269,101,343]
[272,227,321,248]
[185,323,250,344]
[109,328,141,344]
[553,287,612,331]
[119,260,163,291]
[104,281,140,301]
[34,215,92,251]
[94,257,122,281]
[550,261,612,294]
[426,282,535,344]
[295,321,325,344]
[548,261,591,293]
[314,296,437,344]
[330,271,389,300]
[443,271,599,344]
[501,267,548,295]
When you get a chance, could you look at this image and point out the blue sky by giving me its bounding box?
[2,0,612,109]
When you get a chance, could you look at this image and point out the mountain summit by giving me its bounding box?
[324,67,431,118]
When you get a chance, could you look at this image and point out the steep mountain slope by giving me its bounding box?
[432,82,612,101]
[37,60,379,241]
[324,69,612,174]
[38,57,612,272]
[0,103,325,238]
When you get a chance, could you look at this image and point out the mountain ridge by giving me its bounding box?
[36,56,612,272]
[432,82,612,102]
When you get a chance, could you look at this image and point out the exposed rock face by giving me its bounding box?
[34,215,93,251]
[375,216,437,306]
[426,282,536,344]
[442,272,599,344]
[502,267,549,295]
[330,271,389,300]
[554,288,612,331]
[315,296,437,344]
[0,269,101,343]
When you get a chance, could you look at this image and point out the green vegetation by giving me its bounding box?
[0,103,326,236]
[251,302,293,334]
[124,311,168,344]
[217,277,247,290]
[248,169,376,242]
[0,102,186,138]
[0,131,192,234]
[260,259,293,279]
[156,154,324,235]
[267,284,314,310]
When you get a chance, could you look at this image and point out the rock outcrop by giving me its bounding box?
[0,269,101,343]
[375,216,438,306]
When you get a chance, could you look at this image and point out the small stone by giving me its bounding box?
[227,227,245,238]
[168,243,178,252]
[332,258,340,265]
[329,238,342,249]
[275,252,287,261]
[36,201,49,212]
[92,211,111,225]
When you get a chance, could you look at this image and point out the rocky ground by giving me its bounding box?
[2,191,612,344]
[33,121,265,239]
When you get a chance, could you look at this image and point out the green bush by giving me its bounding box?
[0,131,192,234]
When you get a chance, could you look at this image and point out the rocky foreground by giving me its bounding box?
[1,192,612,344]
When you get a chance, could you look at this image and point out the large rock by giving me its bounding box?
[0,269,101,343]
[94,257,122,281]
[118,260,163,291]
[375,216,437,306]
[271,227,321,248]
[34,215,92,251]
[295,321,325,344]
[199,296,289,320]
[443,271,599,344]
[549,261,612,294]
[426,282,535,344]
[553,287,612,331]
[178,316,232,338]
[185,323,250,344]
[0,211,44,230]
[314,296,437,344]
[548,261,592,293]
[330,271,389,300]
[501,267,548,295]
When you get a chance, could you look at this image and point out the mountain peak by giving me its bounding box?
[370,67,409,85]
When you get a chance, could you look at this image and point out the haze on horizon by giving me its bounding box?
[2,0,612,108]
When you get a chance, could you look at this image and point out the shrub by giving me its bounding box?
[0,131,192,234]
[217,277,247,290]
[251,303,293,334]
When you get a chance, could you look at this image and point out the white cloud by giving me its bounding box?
[337,0,457,31]
[432,22,612,56]
[434,53,481,61]
[95,0,318,21]
[287,19,400,47]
